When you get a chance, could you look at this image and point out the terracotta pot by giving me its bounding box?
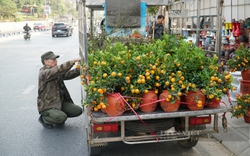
[206,98,221,108]
[105,93,126,116]
[240,79,250,94]
[140,90,158,113]
[241,69,250,80]
[185,90,205,111]
[244,109,250,123]
[159,90,180,112]
[101,108,107,114]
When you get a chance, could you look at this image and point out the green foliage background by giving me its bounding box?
[147,7,159,15]
[0,0,77,20]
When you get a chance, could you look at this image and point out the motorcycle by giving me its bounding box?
[24,31,31,40]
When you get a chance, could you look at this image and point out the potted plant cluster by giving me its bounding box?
[81,34,235,116]
[232,94,250,123]
[228,44,250,96]
[228,44,250,80]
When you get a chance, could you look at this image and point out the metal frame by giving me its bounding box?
[91,106,230,122]
[168,0,223,58]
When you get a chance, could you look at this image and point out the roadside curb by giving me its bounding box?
[0,31,23,37]
[0,29,51,42]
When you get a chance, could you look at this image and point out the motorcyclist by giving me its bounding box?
[23,23,31,36]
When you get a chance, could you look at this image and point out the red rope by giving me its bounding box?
[123,95,165,108]
[104,93,159,142]
[118,93,159,142]
[227,91,232,103]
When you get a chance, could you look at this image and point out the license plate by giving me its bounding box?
[57,30,61,32]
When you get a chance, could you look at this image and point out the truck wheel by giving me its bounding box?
[87,131,107,156]
[178,138,198,148]
[52,35,55,37]
[88,146,102,156]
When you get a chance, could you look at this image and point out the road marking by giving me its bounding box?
[22,85,36,94]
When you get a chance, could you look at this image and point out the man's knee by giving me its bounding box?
[62,102,83,117]
[54,113,67,123]
[69,106,82,117]
[42,109,68,124]
[75,106,83,116]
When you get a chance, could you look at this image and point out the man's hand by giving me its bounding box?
[72,57,81,63]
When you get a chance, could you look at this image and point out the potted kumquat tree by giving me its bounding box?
[81,34,234,115]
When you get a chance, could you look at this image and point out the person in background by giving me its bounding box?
[100,18,105,33]
[23,23,31,32]
[37,51,82,129]
[148,15,165,39]
[23,23,31,36]
[239,35,249,47]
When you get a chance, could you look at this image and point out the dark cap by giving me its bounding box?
[41,51,59,64]
[157,15,165,19]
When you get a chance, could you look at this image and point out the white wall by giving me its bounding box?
[223,0,250,22]
[0,21,50,33]
[168,0,250,22]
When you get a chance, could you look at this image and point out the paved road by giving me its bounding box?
[0,29,234,156]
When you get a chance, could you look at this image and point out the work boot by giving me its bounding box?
[38,115,53,129]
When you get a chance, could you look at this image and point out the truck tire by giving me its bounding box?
[178,138,198,148]
[87,131,107,156]
[89,146,102,156]
[125,118,174,133]
[174,117,206,148]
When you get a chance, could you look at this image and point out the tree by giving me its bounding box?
[48,0,77,18]
[147,7,159,15]
[0,0,17,18]
[3,0,77,19]
[65,1,77,17]
[12,0,24,10]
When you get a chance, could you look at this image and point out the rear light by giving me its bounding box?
[94,123,118,133]
[189,116,211,125]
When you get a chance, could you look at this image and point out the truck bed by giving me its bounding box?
[91,106,232,123]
